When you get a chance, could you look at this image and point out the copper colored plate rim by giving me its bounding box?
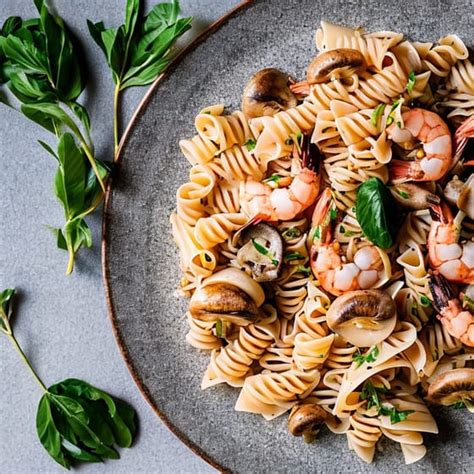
[101,2,253,472]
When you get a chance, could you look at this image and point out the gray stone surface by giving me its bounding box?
[0,1,238,473]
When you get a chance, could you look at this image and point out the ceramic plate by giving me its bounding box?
[102,0,473,471]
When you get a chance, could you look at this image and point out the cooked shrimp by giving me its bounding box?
[240,136,320,221]
[428,202,474,284]
[309,189,386,296]
[388,108,452,182]
[453,115,474,168]
[429,273,474,347]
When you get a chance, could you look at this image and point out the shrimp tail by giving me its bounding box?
[289,80,310,96]
[389,159,412,181]
[429,273,456,313]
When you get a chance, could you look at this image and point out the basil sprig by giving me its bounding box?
[0,0,108,273]
[88,0,192,152]
[355,177,399,249]
[1,288,137,469]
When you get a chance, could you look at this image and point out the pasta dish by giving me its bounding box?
[170,21,474,464]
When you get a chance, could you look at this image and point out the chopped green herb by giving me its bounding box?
[386,115,394,126]
[204,253,212,262]
[462,295,474,312]
[390,98,402,112]
[313,226,321,241]
[419,294,431,307]
[252,239,279,266]
[396,121,402,128]
[379,406,415,424]
[351,207,356,214]
[360,381,390,409]
[371,103,386,126]
[282,227,302,241]
[215,320,223,337]
[397,189,409,199]
[245,139,256,152]
[353,346,379,368]
[284,252,305,262]
[296,265,311,276]
[285,137,293,145]
[330,208,338,221]
[339,225,346,234]
[406,70,416,93]
[263,174,282,185]
[204,110,212,114]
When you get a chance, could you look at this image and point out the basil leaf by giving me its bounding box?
[356,177,399,249]
[54,133,86,219]
[1,16,22,36]
[36,395,70,469]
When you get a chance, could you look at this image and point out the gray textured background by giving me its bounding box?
[0,1,238,472]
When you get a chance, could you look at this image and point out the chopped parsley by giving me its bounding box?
[406,70,416,93]
[360,380,415,424]
[330,208,338,221]
[252,239,279,266]
[215,320,223,337]
[296,265,311,276]
[371,103,386,126]
[245,138,256,152]
[284,252,305,262]
[379,406,415,424]
[462,295,474,312]
[397,189,409,199]
[263,174,282,185]
[419,294,432,307]
[282,227,302,241]
[313,226,321,241]
[353,346,379,368]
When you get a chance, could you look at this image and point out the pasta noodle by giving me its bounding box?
[171,19,472,467]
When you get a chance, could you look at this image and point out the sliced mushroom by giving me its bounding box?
[443,174,474,219]
[189,268,265,325]
[390,183,440,210]
[242,68,297,119]
[288,403,327,442]
[326,289,397,347]
[427,368,474,407]
[236,223,283,281]
[307,48,366,84]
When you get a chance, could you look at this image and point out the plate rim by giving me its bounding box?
[101,2,253,472]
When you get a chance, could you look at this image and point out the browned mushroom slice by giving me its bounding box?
[457,174,474,220]
[390,183,440,210]
[427,368,474,410]
[189,268,265,325]
[242,68,297,119]
[288,403,327,442]
[326,290,397,347]
[236,223,283,281]
[307,48,366,84]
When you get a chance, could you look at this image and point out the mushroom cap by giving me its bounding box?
[236,223,283,281]
[202,267,265,306]
[458,174,474,220]
[326,289,397,347]
[427,368,474,406]
[307,48,366,84]
[288,403,327,436]
[390,183,440,210]
[189,282,259,325]
[242,68,297,119]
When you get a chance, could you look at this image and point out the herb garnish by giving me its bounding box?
[386,98,402,126]
[244,138,256,151]
[462,294,474,312]
[330,208,338,220]
[355,177,399,249]
[419,294,431,307]
[284,252,305,261]
[263,174,282,185]
[296,265,311,276]
[360,380,415,424]
[313,226,321,241]
[371,103,386,126]
[406,70,416,93]
[282,227,302,241]
[252,239,278,266]
[0,0,109,273]
[0,288,137,469]
[397,189,409,199]
[88,0,192,153]
[353,346,379,368]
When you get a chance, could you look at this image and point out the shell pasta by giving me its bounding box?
[171,20,473,466]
